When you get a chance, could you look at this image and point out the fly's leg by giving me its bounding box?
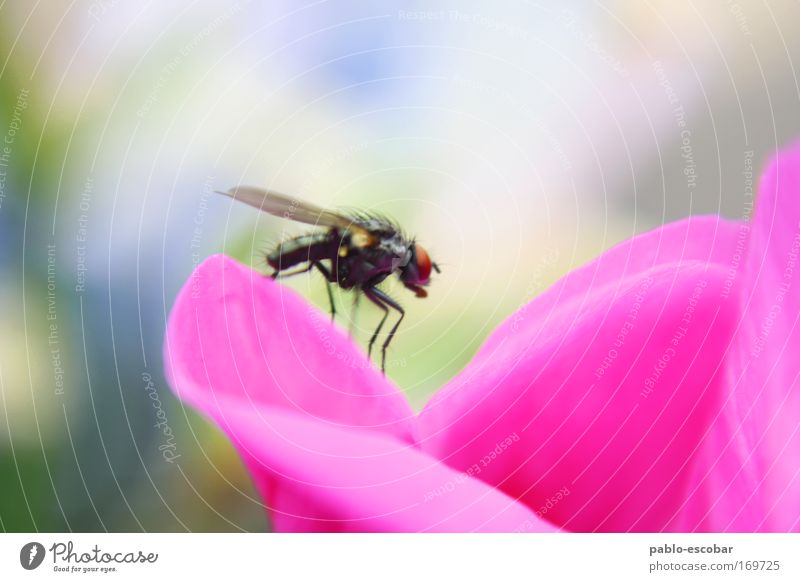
[349,291,361,338]
[363,288,390,368]
[271,259,337,322]
[270,263,313,279]
[368,288,405,373]
[313,262,337,322]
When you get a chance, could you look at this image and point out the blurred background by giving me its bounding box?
[1,0,799,531]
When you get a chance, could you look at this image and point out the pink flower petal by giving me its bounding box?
[681,142,800,531]
[189,391,557,532]
[477,216,738,354]
[164,254,416,443]
[420,218,740,532]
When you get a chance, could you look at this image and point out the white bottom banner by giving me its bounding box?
[1,533,797,581]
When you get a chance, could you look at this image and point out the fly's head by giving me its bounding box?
[399,242,440,298]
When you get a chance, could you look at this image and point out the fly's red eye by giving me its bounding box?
[415,244,432,283]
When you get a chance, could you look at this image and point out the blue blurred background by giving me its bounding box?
[2,0,799,531]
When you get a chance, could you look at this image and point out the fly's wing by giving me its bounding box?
[218,186,347,228]
[217,186,377,246]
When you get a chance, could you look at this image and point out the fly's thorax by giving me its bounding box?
[378,232,412,267]
[334,231,411,288]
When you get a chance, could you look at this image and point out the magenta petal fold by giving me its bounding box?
[164,254,416,443]
[419,256,737,532]
[192,394,557,532]
[732,144,800,531]
[677,142,800,532]
[736,142,800,531]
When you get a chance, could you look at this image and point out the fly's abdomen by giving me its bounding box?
[267,232,336,271]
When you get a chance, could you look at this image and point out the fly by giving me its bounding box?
[217,186,440,373]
